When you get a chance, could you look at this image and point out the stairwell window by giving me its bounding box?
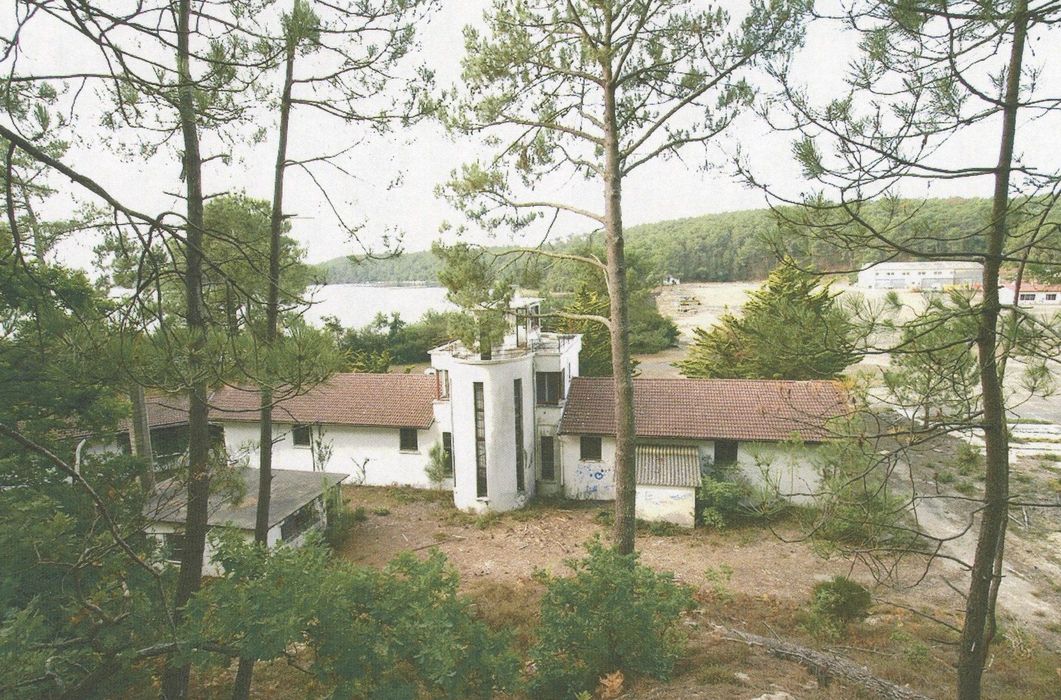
[539,435,556,481]
[474,382,487,498]
[536,371,564,405]
[514,378,525,491]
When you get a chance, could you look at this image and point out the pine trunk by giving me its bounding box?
[231,26,297,700]
[160,1,210,697]
[956,3,1026,697]
[602,55,636,555]
[129,383,155,489]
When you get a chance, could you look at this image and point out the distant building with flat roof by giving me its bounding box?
[856,261,983,290]
[999,282,1061,306]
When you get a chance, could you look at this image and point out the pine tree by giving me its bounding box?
[678,262,857,380]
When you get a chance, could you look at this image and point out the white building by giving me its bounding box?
[856,261,983,290]
[120,296,844,531]
[212,373,447,490]
[555,377,846,526]
[215,296,583,515]
[144,467,345,576]
[998,282,1061,306]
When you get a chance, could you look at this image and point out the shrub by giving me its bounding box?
[323,497,365,548]
[953,441,983,476]
[193,541,519,698]
[810,439,920,550]
[529,539,694,698]
[424,442,450,487]
[699,476,749,528]
[807,576,872,639]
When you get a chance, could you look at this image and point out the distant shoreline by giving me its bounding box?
[314,280,440,288]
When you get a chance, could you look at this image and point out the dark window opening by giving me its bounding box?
[474,383,487,498]
[714,440,738,466]
[442,431,453,477]
[152,425,189,458]
[162,532,186,564]
[292,424,312,447]
[399,427,419,452]
[539,436,555,481]
[580,436,602,461]
[514,379,525,491]
[535,371,564,405]
[280,499,320,541]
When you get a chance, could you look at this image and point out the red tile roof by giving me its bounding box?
[1004,282,1061,292]
[211,373,438,429]
[63,395,192,440]
[558,377,846,443]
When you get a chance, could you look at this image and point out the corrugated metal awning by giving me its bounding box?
[635,444,701,488]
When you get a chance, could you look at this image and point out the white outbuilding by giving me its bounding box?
[998,282,1061,306]
[144,466,345,576]
[856,261,983,290]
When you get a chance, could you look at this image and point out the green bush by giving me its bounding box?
[698,463,752,529]
[194,540,519,699]
[323,497,365,548]
[807,576,872,639]
[529,539,694,698]
[953,441,983,477]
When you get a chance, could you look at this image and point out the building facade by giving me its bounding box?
[121,298,845,530]
[998,282,1061,306]
[856,261,983,290]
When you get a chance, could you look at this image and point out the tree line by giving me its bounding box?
[317,196,1007,285]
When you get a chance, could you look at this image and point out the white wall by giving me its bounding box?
[736,443,822,503]
[148,522,255,578]
[559,435,823,507]
[148,496,328,577]
[439,352,536,512]
[221,421,442,488]
[559,435,616,500]
[635,485,696,528]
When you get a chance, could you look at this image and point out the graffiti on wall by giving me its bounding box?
[568,461,615,500]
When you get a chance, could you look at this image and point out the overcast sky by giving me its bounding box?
[11,1,1059,271]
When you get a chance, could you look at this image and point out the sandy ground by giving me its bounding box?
[335,485,1060,699]
[339,489,858,601]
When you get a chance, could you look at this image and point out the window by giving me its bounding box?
[162,532,186,564]
[292,424,312,447]
[153,425,189,458]
[514,379,525,491]
[474,382,487,498]
[399,427,419,452]
[1046,293,1057,301]
[580,436,602,461]
[539,435,555,481]
[536,371,564,405]
[280,500,320,541]
[442,432,454,477]
[714,440,738,466]
[438,369,450,398]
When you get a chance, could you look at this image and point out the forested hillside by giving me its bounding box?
[317,197,994,284]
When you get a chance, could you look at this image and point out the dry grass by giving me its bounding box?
[464,579,545,654]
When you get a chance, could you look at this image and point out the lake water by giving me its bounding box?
[303,284,455,329]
